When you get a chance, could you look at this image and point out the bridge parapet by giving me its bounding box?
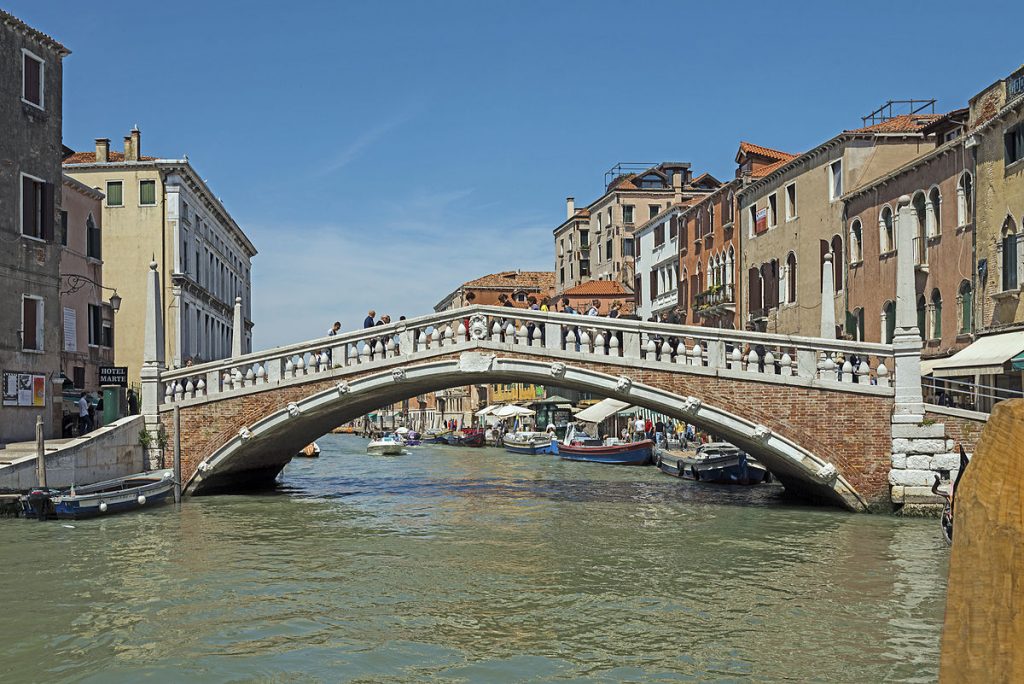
[157,306,897,407]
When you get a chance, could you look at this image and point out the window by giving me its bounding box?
[768,193,778,228]
[850,219,863,263]
[623,205,634,224]
[708,203,715,234]
[958,281,972,334]
[912,192,927,265]
[927,187,941,237]
[930,289,942,340]
[883,301,896,343]
[654,223,665,247]
[580,231,589,247]
[880,205,895,253]
[88,304,103,346]
[21,296,43,351]
[559,267,564,285]
[916,295,927,337]
[957,172,973,227]
[60,210,68,246]
[1001,218,1020,291]
[22,49,44,109]
[1006,123,1024,166]
[785,182,797,220]
[622,238,634,257]
[605,239,612,261]
[725,191,735,223]
[669,215,677,240]
[649,204,660,220]
[86,214,101,260]
[748,205,758,236]
[21,173,53,240]
[72,366,85,390]
[182,201,190,222]
[650,269,659,299]
[140,180,157,206]
[829,160,843,200]
[106,181,123,207]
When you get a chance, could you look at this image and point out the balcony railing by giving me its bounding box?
[694,284,735,310]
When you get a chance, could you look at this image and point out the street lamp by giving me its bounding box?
[109,291,122,312]
[60,274,123,312]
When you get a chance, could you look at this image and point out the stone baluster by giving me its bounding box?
[444,325,454,346]
[196,378,206,396]
[730,345,742,370]
[579,329,591,354]
[532,325,542,345]
[256,364,267,384]
[675,340,686,362]
[505,322,515,344]
[245,368,255,385]
[779,352,793,376]
[457,320,467,341]
[491,321,502,341]
[690,343,703,367]
[164,382,174,404]
[359,342,370,364]
[856,360,870,384]
[746,349,760,373]
[296,355,307,376]
[518,324,528,345]
[417,330,428,352]
[594,332,606,356]
[373,340,384,359]
[645,337,657,361]
[608,332,620,357]
[841,358,854,383]
[385,338,395,358]
[660,339,672,360]
[876,360,890,387]
[764,349,776,375]
[430,328,440,349]
[184,379,195,398]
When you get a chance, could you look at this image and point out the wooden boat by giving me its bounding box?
[295,442,321,458]
[502,431,558,455]
[331,425,356,434]
[423,430,452,444]
[21,469,175,520]
[657,443,771,485]
[555,440,654,465]
[446,431,485,447]
[367,435,403,455]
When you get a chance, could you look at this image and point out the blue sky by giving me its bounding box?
[13,1,1022,348]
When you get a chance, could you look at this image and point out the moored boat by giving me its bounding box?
[21,469,176,520]
[555,440,654,465]
[446,430,485,447]
[367,434,403,455]
[502,431,558,455]
[296,442,321,458]
[657,443,771,485]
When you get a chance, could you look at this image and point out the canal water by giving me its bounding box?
[0,434,949,683]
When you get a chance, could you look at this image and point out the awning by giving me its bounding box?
[932,331,1024,378]
[1014,351,1024,371]
[474,405,499,417]
[919,357,945,376]
[574,398,630,423]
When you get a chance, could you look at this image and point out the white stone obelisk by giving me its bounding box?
[232,296,243,358]
[140,259,165,468]
[820,252,837,339]
[892,195,925,420]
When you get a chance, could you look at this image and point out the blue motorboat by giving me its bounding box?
[21,469,176,520]
[555,440,654,465]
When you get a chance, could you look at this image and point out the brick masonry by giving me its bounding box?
[161,349,897,505]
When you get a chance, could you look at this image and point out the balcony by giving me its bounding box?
[694,284,735,318]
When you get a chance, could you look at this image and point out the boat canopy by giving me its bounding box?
[931,331,1024,378]
[574,398,631,424]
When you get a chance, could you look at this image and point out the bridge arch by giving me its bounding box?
[183,353,870,510]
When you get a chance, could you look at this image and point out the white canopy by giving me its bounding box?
[573,398,631,424]
[931,331,1024,378]
[493,404,536,418]
[474,405,500,417]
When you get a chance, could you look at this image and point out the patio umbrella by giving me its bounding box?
[475,405,499,417]
[493,404,536,418]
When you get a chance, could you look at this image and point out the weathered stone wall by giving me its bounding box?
[162,350,895,505]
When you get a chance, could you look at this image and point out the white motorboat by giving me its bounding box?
[367,434,403,456]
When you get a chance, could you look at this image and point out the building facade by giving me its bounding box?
[738,111,941,336]
[0,12,69,442]
[59,174,115,398]
[64,130,257,385]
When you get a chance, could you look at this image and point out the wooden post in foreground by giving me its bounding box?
[940,399,1024,681]
[35,415,46,488]
[172,404,182,504]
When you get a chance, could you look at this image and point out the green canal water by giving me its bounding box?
[0,434,949,683]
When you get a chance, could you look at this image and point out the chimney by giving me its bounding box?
[566,196,575,219]
[131,126,141,159]
[672,171,682,202]
[95,138,110,163]
[124,127,140,162]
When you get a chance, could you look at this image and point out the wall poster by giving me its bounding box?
[2,371,47,407]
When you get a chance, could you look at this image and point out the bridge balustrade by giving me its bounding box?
[157,306,896,406]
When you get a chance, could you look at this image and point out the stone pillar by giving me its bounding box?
[231,296,243,359]
[140,260,166,469]
[887,195,952,512]
[820,253,836,339]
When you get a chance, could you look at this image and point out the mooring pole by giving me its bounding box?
[172,404,182,504]
[35,415,46,488]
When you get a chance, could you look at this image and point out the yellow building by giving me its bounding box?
[64,129,256,385]
[488,383,545,403]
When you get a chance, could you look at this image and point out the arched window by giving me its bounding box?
[882,300,896,343]
[957,280,972,334]
[850,219,863,263]
[680,268,689,311]
[831,234,844,291]
[1001,217,1020,291]
[916,295,927,337]
[786,252,797,304]
[708,203,715,234]
[725,191,734,224]
[726,246,735,289]
[930,288,942,340]
[912,192,927,265]
[880,205,895,253]
[850,307,865,341]
[927,186,941,237]
[957,172,973,227]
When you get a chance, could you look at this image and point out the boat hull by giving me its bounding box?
[503,437,558,455]
[556,440,654,465]
[21,470,176,520]
[657,453,770,485]
[367,442,403,455]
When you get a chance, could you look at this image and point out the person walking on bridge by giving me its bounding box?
[363,310,376,328]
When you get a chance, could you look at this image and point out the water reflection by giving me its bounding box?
[0,434,947,682]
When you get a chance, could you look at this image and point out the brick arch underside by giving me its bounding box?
[165,352,894,510]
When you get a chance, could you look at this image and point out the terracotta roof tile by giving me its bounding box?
[738,141,794,161]
[463,271,555,290]
[63,151,159,164]
[1,10,69,55]
[845,113,943,134]
[561,280,630,297]
[750,157,794,178]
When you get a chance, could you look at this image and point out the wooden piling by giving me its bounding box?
[35,415,46,488]
[940,399,1024,682]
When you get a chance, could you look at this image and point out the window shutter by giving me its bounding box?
[42,182,55,241]
[22,177,34,235]
[23,55,41,105]
[1017,234,1024,288]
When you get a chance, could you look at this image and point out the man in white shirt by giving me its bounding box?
[633,416,645,442]
[78,392,91,434]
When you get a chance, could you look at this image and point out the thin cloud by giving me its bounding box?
[318,111,415,176]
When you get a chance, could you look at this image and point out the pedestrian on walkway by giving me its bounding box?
[127,388,139,416]
[363,310,376,328]
[327,321,341,336]
[78,392,92,435]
